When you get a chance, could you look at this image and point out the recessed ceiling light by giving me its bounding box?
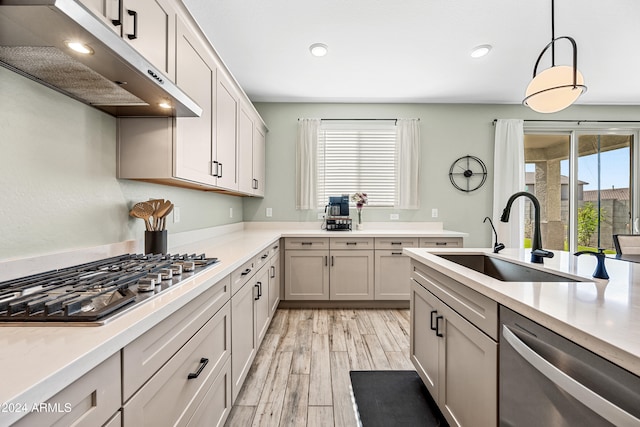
[309,43,328,57]
[470,44,492,58]
[159,101,172,109]
[65,41,94,55]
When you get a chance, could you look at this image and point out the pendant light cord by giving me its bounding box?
[551,0,555,66]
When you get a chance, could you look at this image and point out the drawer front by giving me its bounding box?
[123,301,231,427]
[411,260,497,339]
[122,276,230,401]
[254,247,271,271]
[419,237,463,248]
[374,237,419,250]
[185,358,232,427]
[330,237,374,249]
[231,257,256,296]
[13,352,121,427]
[269,241,281,259]
[284,237,329,250]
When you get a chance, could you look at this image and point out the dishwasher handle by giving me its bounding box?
[502,325,640,426]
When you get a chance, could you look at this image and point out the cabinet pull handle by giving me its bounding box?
[241,268,252,276]
[270,265,276,278]
[301,242,313,246]
[435,315,444,337]
[261,254,268,260]
[391,242,402,245]
[331,256,334,266]
[254,283,260,300]
[430,310,438,330]
[435,242,447,246]
[324,256,328,266]
[346,242,357,246]
[391,252,403,255]
[258,281,263,297]
[126,9,138,40]
[212,161,219,177]
[252,178,259,189]
[218,162,223,178]
[187,357,209,379]
[111,0,123,26]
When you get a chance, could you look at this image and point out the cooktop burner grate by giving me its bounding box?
[0,253,219,324]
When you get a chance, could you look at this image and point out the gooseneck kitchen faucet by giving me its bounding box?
[500,192,554,263]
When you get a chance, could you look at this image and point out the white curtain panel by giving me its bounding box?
[493,119,525,248]
[395,118,420,209]
[296,118,321,210]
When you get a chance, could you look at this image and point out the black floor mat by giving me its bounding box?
[350,370,448,427]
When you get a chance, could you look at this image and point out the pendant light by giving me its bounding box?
[523,0,587,113]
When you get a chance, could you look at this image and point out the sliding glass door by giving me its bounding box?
[524,127,636,253]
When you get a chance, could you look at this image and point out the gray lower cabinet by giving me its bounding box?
[329,249,374,300]
[374,237,419,300]
[231,253,276,403]
[410,260,498,427]
[268,250,281,315]
[122,301,232,426]
[284,249,330,300]
[13,352,121,427]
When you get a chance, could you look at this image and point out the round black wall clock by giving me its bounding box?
[448,155,488,192]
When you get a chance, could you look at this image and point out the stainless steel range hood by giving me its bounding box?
[0,0,202,117]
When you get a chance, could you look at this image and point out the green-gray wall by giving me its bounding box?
[4,65,640,258]
[0,67,243,260]
[244,102,640,247]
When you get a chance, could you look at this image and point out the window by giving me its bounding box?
[523,126,638,253]
[316,122,397,208]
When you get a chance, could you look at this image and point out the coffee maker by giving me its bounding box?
[325,195,352,230]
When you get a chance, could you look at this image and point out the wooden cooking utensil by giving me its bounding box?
[159,203,174,231]
[153,200,173,231]
[129,201,155,231]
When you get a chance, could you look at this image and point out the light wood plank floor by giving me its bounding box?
[224,308,413,427]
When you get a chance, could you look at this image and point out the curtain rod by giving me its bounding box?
[492,119,640,125]
[297,118,420,123]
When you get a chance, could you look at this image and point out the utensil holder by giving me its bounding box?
[145,230,167,254]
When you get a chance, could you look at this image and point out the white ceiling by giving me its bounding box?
[183,0,640,106]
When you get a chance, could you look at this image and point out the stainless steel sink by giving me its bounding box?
[436,254,583,282]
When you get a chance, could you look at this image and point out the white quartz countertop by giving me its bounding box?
[403,247,640,378]
[0,225,463,426]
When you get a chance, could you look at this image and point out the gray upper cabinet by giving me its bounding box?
[115,1,266,196]
[79,0,176,81]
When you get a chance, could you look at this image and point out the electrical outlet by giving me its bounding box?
[390,214,400,220]
[266,207,273,217]
[173,206,181,223]
[229,207,233,218]
[317,212,325,220]
[432,208,438,218]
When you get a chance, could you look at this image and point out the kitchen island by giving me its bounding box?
[0,222,465,426]
[404,247,640,426]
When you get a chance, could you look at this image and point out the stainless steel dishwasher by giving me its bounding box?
[500,306,640,427]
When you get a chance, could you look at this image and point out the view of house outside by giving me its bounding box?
[523,134,632,253]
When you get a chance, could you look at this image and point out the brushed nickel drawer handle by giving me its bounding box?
[188,357,209,379]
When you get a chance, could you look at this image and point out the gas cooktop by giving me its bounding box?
[0,253,220,325]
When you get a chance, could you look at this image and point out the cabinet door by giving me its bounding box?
[284,250,329,300]
[174,17,215,185]
[374,250,411,300]
[231,280,256,402]
[268,252,281,315]
[329,250,374,300]
[237,107,254,194]
[254,265,270,348]
[79,0,121,34]
[122,0,175,81]
[252,125,266,196]
[439,302,497,427]
[410,280,440,402]
[215,75,238,190]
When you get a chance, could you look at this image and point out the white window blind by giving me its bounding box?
[317,122,397,208]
